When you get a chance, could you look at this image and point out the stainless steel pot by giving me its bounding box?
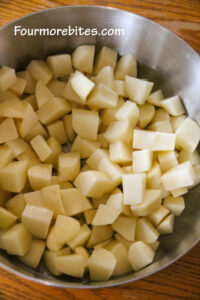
[0,5,200,288]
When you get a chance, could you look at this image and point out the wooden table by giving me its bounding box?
[0,0,200,299]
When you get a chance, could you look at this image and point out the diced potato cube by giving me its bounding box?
[176,118,200,152]
[53,215,80,244]
[2,223,32,256]
[87,149,109,169]
[17,148,40,168]
[171,115,186,132]
[41,185,65,217]
[0,118,18,144]
[28,164,52,190]
[147,205,170,226]
[27,60,53,84]
[87,83,118,109]
[0,161,27,193]
[0,207,17,229]
[58,152,80,182]
[0,66,17,92]
[17,70,36,94]
[87,225,113,248]
[133,129,155,150]
[147,89,164,106]
[151,108,170,123]
[98,158,124,188]
[71,136,100,159]
[74,170,111,198]
[157,214,175,234]
[122,173,146,205]
[154,132,176,151]
[109,141,132,164]
[92,204,121,225]
[0,144,14,168]
[128,241,155,271]
[0,98,26,118]
[113,80,127,97]
[92,194,109,208]
[22,204,53,239]
[5,193,25,218]
[35,80,53,108]
[68,224,91,250]
[94,46,117,75]
[44,247,71,276]
[122,165,133,174]
[23,190,43,207]
[148,240,160,251]
[6,138,29,157]
[95,66,114,89]
[44,136,62,169]
[62,76,84,105]
[74,246,89,271]
[25,122,48,141]
[47,54,72,77]
[161,96,185,116]
[115,54,137,80]
[10,77,27,96]
[16,103,38,138]
[133,149,153,173]
[46,225,64,251]
[63,114,75,143]
[47,79,65,97]
[47,120,68,144]
[84,209,97,225]
[30,135,52,162]
[161,161,195,191]
[178,149,200,166]
[163,196,185,216]
[56,254,85,278]
[138,103,155,128]
[72,45,95,73]
[125,76,154,105]
[115,233,132,250]
[135,217,159,243]
[80,164,92,173]
[148,120,173,133]
[19,239,45,268]
[97,133,109,149]
[37,97,71,125]
[112,216,137,241]
[100,97,124,126]
[158,151,178,173]
[88,247,116,281]
[104,120,132,144]
[170,187,188,198]
[71,71,94,101]
[106,188,130,216]
[131,189,162,217]
[72,108,99,141]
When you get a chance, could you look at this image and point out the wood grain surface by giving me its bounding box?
[0,0,200,299]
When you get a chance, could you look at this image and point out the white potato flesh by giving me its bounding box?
[0,207,17,229]
[17,70,36,94]
[74,246,90,271]
[163,196,185,216]
[47,54,72,78]
[94,46,117,75]
[0,144,14,168]
[147,89,164,106]
[86,149,109,169]
[30,135,52,162]
[47,120,68,144]
[138,103,155,128]
[72,45,95,73]
[17,148,40,168]
[132,149,153,173]
[44,136,62,169]
[53,215,80,244]
[25,122,48,141]
[56,254,85,278]
[151,108,170,123]
[122,173,146,205]
[19,239,45,268]
[35,80,53,108]
[44,247,71,276]
[62,76,85,105]
[148,120,173,133]
[6,138,29,157]
[158,151,178,173]
[0,118,19,144]
[157,214,175,234]
[112,216,137,241]
[68,224,91,250]
[71,136,100,159]
[95,66,114,89]
[87,225,113,249]
[5,193,25,218]
[161,96,185,116]
[135,217,159,243]
[115,100,139,126]
[0,66,17,92]
[27,60,53,84]
[147,205,170,227]
[0,98,26,118]
[58,152,80,182]
[63,114,75,143]
[92,204,121,225]
[170,187,188,198]
[16,103,38,138]
[104,120,132,144]
[41,185,66,217]
[115,54,137,80]
[87,83,118,109]
[23,190,43,207]
[113,80,127,97]
[71,71,95,101]
[98,158,124,188]
[178,149,200,166]
[109,140,132,164]
[171,114,186,132]
[47,80,65,97]
[28,164,52,190]
[84,209,97,225]
[128,241,155,271]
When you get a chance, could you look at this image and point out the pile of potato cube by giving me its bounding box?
[0,45,200,281]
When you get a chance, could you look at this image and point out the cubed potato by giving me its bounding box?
[115,54,137,80]
[62,76,84,105]
[158,151,178,173]
[41,185,66,217]
[147,205,170,226]
[94,239,114,249]
[132,149,153,173]
[122,165,133,174]
[72,45,95,73]
[44,247,71,276]
[112,216,137,241]
[148,119,173,133]
[72,108,99,141]
[87,225,113,248]
[16,103,38,138]
[0,207,17,229]
[0,144,14,168]
[131,189,162,217]
[22,204,53,239]
[0,161,27,193]
[0,90,18,102]
[35,80,53,108]
[104,120,132,144]
[23,190,43,207]
[88,247,116,281]
[47,120,68,144]
[87,149,109,169]
[161,96,185,116]
[37,97,71,125]
[148,240,160,251]
[61,188,92,216]
[154,132,176,151]
[100,97,125,126]
[68,224,91,250]
[0,66,17,92]
[178,149,200,166]
[0,98,26,118]
[161,161,195,191]
[74,170,111,198]
[74,246,89,271]
[98,158,124,188]
[87,83,118,109]
[151,108,170,123]
[80,164,92,173]
[44,137,62,169]
[171,115,186,132]
[97,133,109,149]
[30,135,52,162]
[51,176,73,189]
[56,254,85,278]
[71,71,94,101]
[163,196,185,216]
[63,114,75,143]
[92,194,109,208]
[147,89,164,106]
[6,138,29,157]
[128,241,155,271]
[47,54,72,78]
[125,76,153,105]
[19,239,45,268]
[170,187,188,198]
[92,204,121,225]
[28,164,52,190]
[94,46,117,75]
[27,60,53,84]
[46,226,64,251]
[58,152,80,182]
[5,193,25,218]
[84,209,97,225]
[175,118,200,153]
[17,148,40,168]
[47,79,65,97]
[25,122,48,141]
[113,80,127,97]
[138,103,155,128]
[53,215,80,244]
[122,173,146,205]
[17,70,36,94]
[133,129,155,150]
[109,141,132,164]
[95,66,114,89]
[115,233,132,250]
[71,136,100,159]
[157,214,175,234]
[105,240,132,276]
[10,76,27,96]
[0,118,18,144]
[135,217,159,243]
[106,188,130,216]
